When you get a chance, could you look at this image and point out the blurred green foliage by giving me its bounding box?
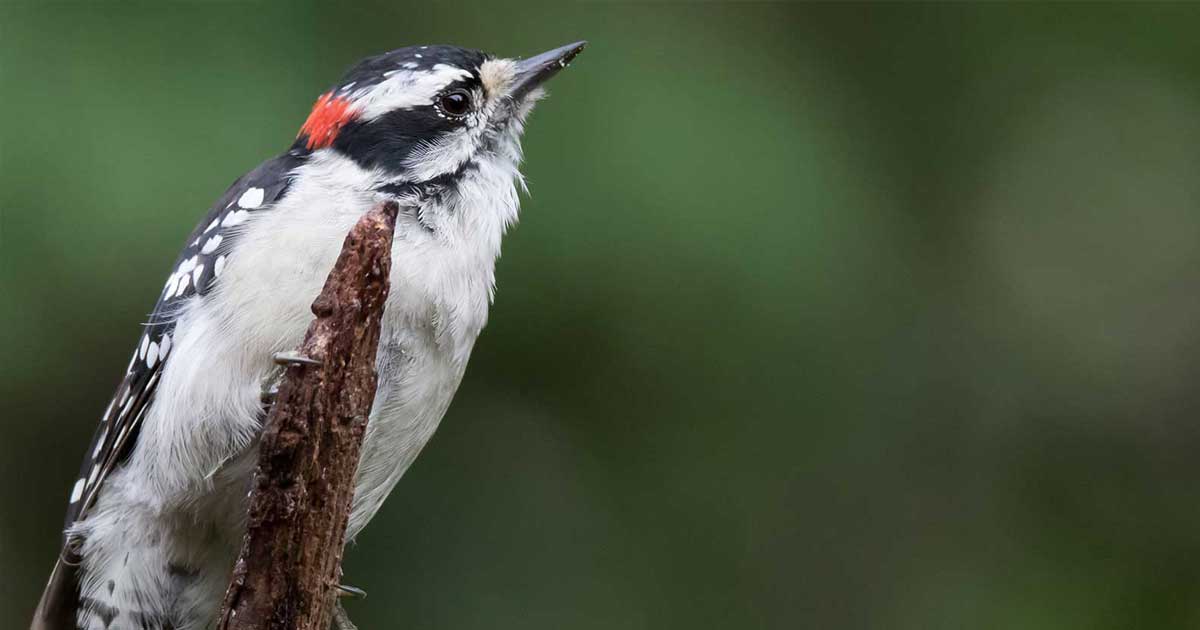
[6,2,1200,628]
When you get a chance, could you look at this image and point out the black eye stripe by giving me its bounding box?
[327,72,482,172]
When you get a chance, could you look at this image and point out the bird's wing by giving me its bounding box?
[32,151,304,630]
[61,151,304,535]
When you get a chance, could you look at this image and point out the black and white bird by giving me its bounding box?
[31,41,586,630]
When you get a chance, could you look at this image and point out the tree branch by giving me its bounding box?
[216,201,399,630]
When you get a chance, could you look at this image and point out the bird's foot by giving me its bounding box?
[330,586,364,630]
[260,381,280,407]
[332,599,360,630]
[272,350,323,367]
[337,584,368,599]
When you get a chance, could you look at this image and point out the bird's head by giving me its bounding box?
[292,41,585,233]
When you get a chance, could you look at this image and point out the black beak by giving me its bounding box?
[510,41,587,101]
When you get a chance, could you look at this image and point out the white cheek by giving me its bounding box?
[402,128,477,181]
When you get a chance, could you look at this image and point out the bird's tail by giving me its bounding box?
[30,557,79,630]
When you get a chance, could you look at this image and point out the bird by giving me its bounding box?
[31,40,586,630]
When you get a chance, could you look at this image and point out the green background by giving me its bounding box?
[5,3,1200,628]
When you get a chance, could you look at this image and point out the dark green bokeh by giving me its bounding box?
[6,3,1200,628]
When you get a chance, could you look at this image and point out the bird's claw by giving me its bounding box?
[336,584,367,599]
[272,351,322,367]
[260,382,280,406]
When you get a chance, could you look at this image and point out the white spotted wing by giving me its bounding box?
[61,152,304,538]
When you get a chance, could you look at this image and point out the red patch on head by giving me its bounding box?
[298,92,357,150]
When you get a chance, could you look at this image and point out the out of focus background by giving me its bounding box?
[5,3,1200,628]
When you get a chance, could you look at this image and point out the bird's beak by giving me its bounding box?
[510,41,587,101]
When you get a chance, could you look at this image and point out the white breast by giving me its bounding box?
[126,151,505,535]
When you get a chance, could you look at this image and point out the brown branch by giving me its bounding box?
[216,201,399,630]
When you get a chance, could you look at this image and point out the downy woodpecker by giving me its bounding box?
[32,40,586,630]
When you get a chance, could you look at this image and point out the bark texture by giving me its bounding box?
[215,201,399,630]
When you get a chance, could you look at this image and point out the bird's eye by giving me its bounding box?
[438,90,471,118]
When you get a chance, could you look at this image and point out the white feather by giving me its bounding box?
[74,53,539,630]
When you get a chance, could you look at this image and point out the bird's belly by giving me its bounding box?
[155,292,475,560]
[132,187,489,536]
[347,327,471,537]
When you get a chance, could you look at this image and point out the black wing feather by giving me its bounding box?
[60,151,305,536]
